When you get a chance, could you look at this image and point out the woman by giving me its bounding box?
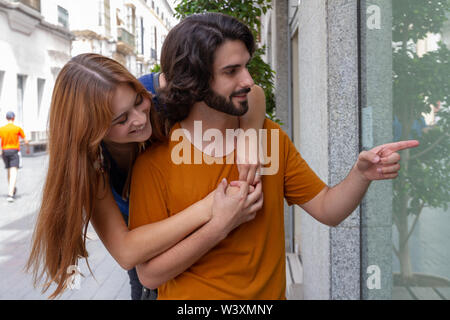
[26,53,265,299]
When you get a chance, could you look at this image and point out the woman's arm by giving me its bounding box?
[240,84,266,129]
[135,180,263,289]
[237,85,266,184]
[90,177,214,270]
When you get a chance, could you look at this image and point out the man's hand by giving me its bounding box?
[236,132,261,185]
[356,140,420,181]
[237,162,261,186]
[209,179,263,238]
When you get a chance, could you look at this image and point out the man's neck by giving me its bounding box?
[180,102,239,157]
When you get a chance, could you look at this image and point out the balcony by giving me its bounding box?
[13,0,40,12]
[117,27,135,54]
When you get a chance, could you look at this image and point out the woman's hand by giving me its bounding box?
[236,131,262,186]
[134,179,263,289]
[199,189,217,223]
[208,179,263,239]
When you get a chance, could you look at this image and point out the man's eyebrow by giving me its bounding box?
[221,58,252,70]
[221,64,241,70]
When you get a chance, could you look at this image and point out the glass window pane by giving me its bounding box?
[360,0,450,300]
[57,5,69,29]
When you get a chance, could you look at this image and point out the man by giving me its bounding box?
[129,13,419,299]
[0,111,29,202]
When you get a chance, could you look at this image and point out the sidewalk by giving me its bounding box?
[0,154,303,300]
[0,154,130,300]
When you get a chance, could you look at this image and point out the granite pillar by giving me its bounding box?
[296,0,361,299]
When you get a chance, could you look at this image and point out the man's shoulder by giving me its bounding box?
[263,118,280,129]
[138,140,170,160]
[134,139,171,174]
[263,118,290,142]
[134,122,185,171]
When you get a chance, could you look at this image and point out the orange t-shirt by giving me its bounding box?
[0,123,25,150]
[129,119,326,299]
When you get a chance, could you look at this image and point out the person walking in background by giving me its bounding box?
[0,111,29,202]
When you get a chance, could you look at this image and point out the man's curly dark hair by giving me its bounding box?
[158,12,255,127]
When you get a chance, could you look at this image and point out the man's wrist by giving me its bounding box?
[353,163,371,184]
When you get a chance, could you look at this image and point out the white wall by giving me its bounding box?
[0,2,71,136]
[64,0,176,74]
[0,0,177,136]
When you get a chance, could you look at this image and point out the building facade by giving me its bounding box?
[0,0,72,138]
[0,0,176,143]
[261,0,450,300]
[41,0,176,77]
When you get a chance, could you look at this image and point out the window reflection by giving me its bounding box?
[392,0,450,295]
[362,0,450,300]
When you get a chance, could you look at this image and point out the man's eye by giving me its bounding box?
[225,69,236,75]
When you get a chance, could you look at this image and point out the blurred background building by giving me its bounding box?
[0,0,176,149]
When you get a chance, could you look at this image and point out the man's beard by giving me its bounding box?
[203,88,250,116]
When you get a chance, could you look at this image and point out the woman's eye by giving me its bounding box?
[135,93,144,106]
[117,115,128,125]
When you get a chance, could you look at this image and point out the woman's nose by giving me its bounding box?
[130,108,146,126]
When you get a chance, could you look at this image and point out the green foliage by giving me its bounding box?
[174,0,277,117]
[174,0,271,40]
[150,63,161,73]
[392,0,450,213]
[393,0,450,44]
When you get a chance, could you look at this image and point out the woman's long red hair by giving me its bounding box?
[25,53,164,298]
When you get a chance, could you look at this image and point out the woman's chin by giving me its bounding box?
[132,127,152,143]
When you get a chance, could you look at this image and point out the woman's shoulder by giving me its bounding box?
[138,72,160,94]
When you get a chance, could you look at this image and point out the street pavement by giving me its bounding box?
[0,154,131,300]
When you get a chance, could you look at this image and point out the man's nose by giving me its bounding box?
[240,68,254,88]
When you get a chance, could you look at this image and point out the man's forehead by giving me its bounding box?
[213,40,251,68]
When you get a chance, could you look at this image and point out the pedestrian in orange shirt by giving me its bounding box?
[0,111,30,202]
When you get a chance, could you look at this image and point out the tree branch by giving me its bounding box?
[393,211,399,227]
[410,133,449,160]
[402,201,425,249]
[393,244,399,259]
